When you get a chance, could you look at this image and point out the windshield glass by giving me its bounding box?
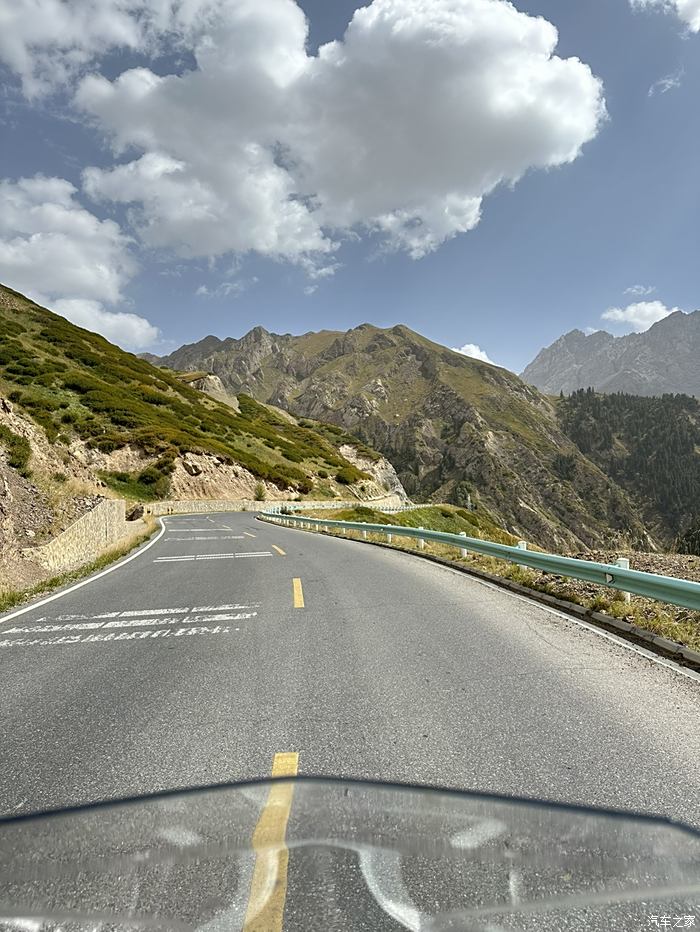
[3,779,700,931]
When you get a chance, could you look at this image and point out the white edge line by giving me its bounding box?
[0,519,167,627]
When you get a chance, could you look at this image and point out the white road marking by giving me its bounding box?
[0,519,166,626]
[166,535,245,541]
[153,552,273,563]
[56,611,120,620]
[120,607,190,617]
[154,555,195,562]
[193,603,261,612]
[162,528,222,532]
[1,605,260,637]
[0,625,235,648]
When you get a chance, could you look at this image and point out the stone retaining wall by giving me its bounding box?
[145,494,407,516]
[29,499,142,572]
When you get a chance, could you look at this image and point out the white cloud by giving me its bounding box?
[0,174,159,350]
[452,343,494,364]
[195,278,258,299]
[53,298,160,350]
[601,300,681,332]
[16,0,605,268]
[624,284,656,296]
[583,327,600,335]
[631,0,700,31]
[0,1,194,98]
[648,69,684,96]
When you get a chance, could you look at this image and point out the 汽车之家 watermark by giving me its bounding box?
[648,918,696,929]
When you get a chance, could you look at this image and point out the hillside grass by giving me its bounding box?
[305,504,519,545]
[0,424,31,477]
[0,285,372,498]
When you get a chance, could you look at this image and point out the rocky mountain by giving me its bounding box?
[521,311,700,397]
[0,284,406,590]
[152,323,657,551]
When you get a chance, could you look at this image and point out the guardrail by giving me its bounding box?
[260,512,700,612]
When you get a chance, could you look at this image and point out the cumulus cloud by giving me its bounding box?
[28,0,608,267]
[601,300,681,332]
[624,284,656,296]
[0,174,159,350]
[0,0,194,97]
[53,298,160,350]
[631,0,700,31]
[452,343,495,364]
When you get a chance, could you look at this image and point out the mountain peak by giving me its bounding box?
[523,313,700,397]
[241,325,272,342]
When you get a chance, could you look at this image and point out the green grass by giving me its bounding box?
[0,284,377,498]
[307,503,519,545]
[0,424,31,477]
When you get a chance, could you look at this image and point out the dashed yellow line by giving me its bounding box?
[244,531,257,538]
[242,752,299,932]
[292,577,304,608]
[272,545,286,556]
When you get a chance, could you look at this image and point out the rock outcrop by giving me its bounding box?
[521,311,700,398]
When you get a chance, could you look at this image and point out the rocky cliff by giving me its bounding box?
[521,311,700,397]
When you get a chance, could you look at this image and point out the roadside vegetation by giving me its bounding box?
[0,285,371,499]
[299,504,700,652]
[559,388,700,544]
[0,424,31,477]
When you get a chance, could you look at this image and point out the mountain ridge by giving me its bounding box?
[149,321,658,552]
[521,311,700,397]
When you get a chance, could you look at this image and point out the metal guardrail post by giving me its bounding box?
[362,528,368,539]
[517,541,528,569]
[459,531,468,557]
[418,527,425,551]
[616,558,631,603]
[387,532,392,543]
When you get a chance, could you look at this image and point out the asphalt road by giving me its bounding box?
[1,511,699,930]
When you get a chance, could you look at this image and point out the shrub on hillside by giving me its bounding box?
[0,425,31,477]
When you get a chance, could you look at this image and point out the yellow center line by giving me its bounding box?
[243,752,299,932]
[244,531,257,538]
[292,577,304,609]
[272,545,286,556]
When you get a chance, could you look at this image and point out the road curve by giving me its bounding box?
[1,510,698,822]
[2,510,700,930]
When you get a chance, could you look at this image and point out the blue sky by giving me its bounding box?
[0,0,698,373]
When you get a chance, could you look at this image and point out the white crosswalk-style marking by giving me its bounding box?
[153,552,273,563]
[0,604,261,650]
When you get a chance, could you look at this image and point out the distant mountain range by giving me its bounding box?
[148,323,659,551]
[521,310,700,398]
